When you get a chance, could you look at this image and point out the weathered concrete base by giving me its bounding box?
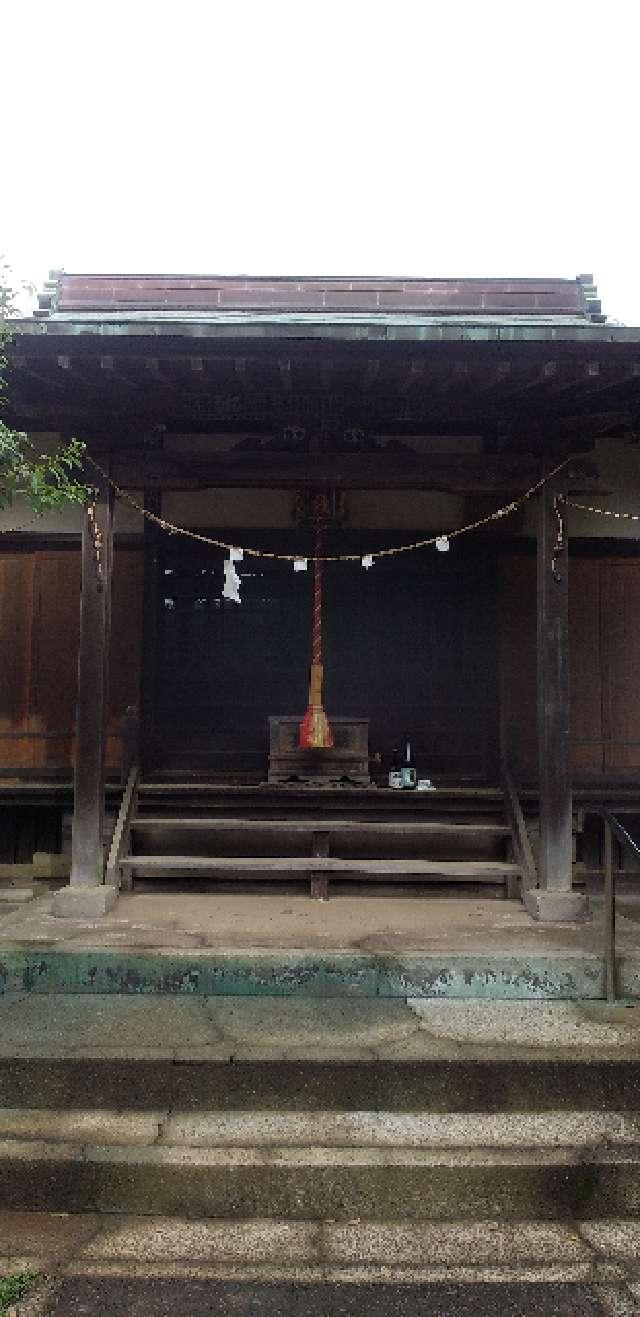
[0,889,634,998]
[0,946,608,998]
[0,883,35,904]
[0,852,70,882]
[524,888,590,923]
[52,884,119,919]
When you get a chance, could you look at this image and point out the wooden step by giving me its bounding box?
[132,817,510,837]
[137,784,507,816]
[121,855,521,881]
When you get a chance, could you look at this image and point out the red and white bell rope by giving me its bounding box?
[299,497,333,749]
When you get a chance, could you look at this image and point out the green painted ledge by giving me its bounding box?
[0,944,628,999]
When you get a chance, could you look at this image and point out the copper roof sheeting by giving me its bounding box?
[36,273,604,322]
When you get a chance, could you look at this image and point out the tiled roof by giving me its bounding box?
[36,273,604,322]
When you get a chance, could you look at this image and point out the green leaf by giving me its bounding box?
[1,263,90,515]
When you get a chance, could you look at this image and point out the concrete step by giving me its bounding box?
[1,1121,639,1220]
[3,1208,638,1292]
[2,1056,640,1112]
[1,1107,640,1150]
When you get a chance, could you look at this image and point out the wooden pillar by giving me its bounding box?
[54,483,117,916]
[525,482,588,921]
[537,481,571,890]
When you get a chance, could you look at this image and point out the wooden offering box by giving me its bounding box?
[268,717,370,785]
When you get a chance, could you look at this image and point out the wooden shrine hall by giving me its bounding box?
[3,271,640,922]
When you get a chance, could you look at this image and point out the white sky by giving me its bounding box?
[4,0,640,323]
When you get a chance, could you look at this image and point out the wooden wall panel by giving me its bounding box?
[29,551,81,768]
[0,546,144,777]
[0,554,35,769]
[500,553,640,781]
[601,560,640,772]
[569,559,603,774]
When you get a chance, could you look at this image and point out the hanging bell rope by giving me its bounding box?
[299,495,334,749]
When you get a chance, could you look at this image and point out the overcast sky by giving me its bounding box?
[4,0,639,323]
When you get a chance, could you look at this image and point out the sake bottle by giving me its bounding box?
[401,737,417,789]
[388,746,402,790]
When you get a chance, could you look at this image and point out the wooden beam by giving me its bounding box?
[69,483,114,887]
[278,358,293,395]
[473,361,514,395]
[486,360,555,400]
[362,359,381,389]
[107,450,544,493]
[398,360,427,396]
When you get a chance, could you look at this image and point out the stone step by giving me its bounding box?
[3,1209,637,1291]
[1,1107,639,1150]
[2,1056,639,1113]
[1,1130,639,1220]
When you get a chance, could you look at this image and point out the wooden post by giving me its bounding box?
[310,828,331,900]
[525,482,588,921]
[604,818,616,1002]
[54,483,117,917]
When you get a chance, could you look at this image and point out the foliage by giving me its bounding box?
[0,261,87,515]
[0,1270,40,1315]
[0,424,87,513]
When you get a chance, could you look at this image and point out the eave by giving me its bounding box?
[14,313,640,345]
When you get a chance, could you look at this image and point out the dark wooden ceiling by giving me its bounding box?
[7,334,640,492]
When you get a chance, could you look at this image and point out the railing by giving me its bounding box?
[106,763,139,891]
[501,760,538,900]
[121,705,140,786]
[596,808,640,1003]
[105,708,142,890]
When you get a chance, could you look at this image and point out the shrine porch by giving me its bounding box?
[1,885,639,1001]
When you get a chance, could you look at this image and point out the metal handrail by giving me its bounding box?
[595,807,640,1002]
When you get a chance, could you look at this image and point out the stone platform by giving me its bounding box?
[0,888,639,999]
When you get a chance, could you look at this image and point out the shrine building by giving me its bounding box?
[2,271,640,923]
